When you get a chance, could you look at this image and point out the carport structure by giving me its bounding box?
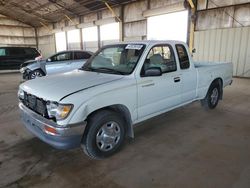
[1,0,250,77]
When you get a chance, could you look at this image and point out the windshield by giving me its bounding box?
[82,44,146,75]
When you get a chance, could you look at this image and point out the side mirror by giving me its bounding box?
[144,67,162,77]
[47,58,51,62]
[192,48,196,53]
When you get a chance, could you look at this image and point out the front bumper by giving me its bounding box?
[19,102,86,150]
[21,68,30,80]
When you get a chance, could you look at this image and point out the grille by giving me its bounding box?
[22,92,48,117]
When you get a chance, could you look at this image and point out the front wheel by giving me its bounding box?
[82,110,126,160]
[29,69,44,79]
[201,83,221,109]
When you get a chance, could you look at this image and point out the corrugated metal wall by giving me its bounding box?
[0,14,36,48]
[193,27,250,77]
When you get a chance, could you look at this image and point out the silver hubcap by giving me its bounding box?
[30,71,43,79]
[96,121,121,152]
[211,88,219,105]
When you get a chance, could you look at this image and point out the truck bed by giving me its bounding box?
[194,61,233,100]
[194,61,230,68]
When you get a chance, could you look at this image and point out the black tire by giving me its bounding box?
[29,69,44,79]
[82,110,126,160]
[201,82,221,110]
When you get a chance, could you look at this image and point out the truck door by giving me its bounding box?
[175,44,197,103]
[137,44,182,119]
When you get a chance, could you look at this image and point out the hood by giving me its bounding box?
[21,60,46,70]
[25,59,37,64]
[26,59,46,70]
[21,60,37,68]
[20,70,123,101]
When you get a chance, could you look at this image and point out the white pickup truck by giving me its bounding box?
[18,41,233,159]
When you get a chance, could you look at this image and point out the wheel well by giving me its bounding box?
[30,68,45,75]
[36,68,45,75]
[85,105,134,138]
[211,78,223,99]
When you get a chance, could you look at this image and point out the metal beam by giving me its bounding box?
[31,2,52,12]
[79,25,83,50]
[35,28,39,49]
[187,0,195,9]
[39,22,53,32]
[103,1,122,22]
[0,11,34,27]
[187,0,196,52]
[65,30,69,50]
[119,5,124,41]
[188,12,195,52]
[64,14,78,25]
[97,11,101,49]
[8,2,52,23]
[48,0,79,17]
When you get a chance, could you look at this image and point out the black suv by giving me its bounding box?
[0,47,41,70]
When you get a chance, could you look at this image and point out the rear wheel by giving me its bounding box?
[29,69,44,79]
[82,110,126,160]
[201,82,221,109]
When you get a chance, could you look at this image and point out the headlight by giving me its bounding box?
[20,67,27,73]
[18,88,24,100]
[46,102,73,120]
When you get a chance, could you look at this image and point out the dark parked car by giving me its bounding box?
[0,47,41,70]
[20,50,93,80]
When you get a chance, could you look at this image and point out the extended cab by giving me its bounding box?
[18,41,233,159]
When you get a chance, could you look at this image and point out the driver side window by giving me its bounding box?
[142,45,176,75]
[51,52,71,62]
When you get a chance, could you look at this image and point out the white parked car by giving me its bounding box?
[18,40,233,159]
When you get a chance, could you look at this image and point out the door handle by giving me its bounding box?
[174,77,181,82]
[142,83,155,87]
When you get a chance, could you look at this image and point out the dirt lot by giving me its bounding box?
[0,73,250,188]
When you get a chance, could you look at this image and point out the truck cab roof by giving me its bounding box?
[107,40,187,46]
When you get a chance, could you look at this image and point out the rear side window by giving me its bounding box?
[24,48,39,56]
[8,48,24,56]
[51,52,72,61]
[0,48,6,56]
[176,44,190,69]
[74,52,92,60]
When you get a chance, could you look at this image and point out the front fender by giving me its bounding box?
[27,62,40,71]
[68,101,135,138]
[69,98,135,126]
[58,76,137,135]
[64,87,137,125]
[27,61,46,74]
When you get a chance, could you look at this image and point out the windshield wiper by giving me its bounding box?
[80,67,93,71]
[81,66,126,75]
[94,67,126,75]
[83,67,125,75]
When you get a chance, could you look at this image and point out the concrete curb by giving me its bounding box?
[0,70,20,74]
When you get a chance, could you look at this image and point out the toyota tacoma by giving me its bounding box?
[18,41,233,159]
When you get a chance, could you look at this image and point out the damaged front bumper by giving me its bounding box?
[19,102,86,150]
[20,68,30,80]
